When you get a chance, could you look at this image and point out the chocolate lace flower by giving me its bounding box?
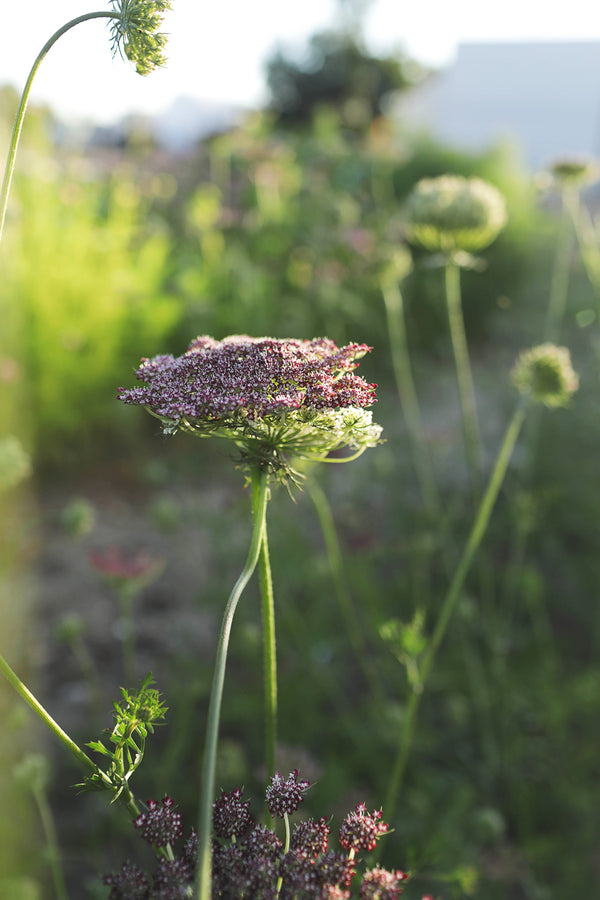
[212,787,254,839]
[339,803,389,853]
[118,335,382,485]
[266,769,311,818]
[134,796,183,848]
[360,867,408,899]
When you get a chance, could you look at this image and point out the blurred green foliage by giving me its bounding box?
[2,95,599,900]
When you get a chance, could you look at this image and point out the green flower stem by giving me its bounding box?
[544,188,576,343]
[252,470,277,818]
[444,260,484,492]
[31,782,69,900]
[0,653,142,819]
[0,10,117,244]
[383,395,529,826]
[381,278,440,519]
[196,469,270,900]
[0,652,97,775]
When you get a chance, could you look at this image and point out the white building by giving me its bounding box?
[396,42,600,171]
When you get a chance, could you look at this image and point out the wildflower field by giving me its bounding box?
[1,13,600,900]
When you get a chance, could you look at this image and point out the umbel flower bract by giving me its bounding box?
[405,174,507,255]
[118,335,382,486]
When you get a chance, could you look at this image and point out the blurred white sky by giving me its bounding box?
[1,0,600,123]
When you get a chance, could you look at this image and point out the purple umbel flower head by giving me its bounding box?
[266,769,311,818]
[134,796,183,848]
[212,787,254,839]
[339,803,389,853]
[119,335,382,484]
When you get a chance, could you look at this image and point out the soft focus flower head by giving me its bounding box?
[109,0,172,76]
[266,769,311,818]
[339,803,389,853]
[511,343,579,407]
[118,335,382,486]
[549,155,599,188]
[405,175,507,254]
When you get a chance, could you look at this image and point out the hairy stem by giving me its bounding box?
[196,469,270,900]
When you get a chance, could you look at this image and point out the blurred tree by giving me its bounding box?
[265,29,427,132]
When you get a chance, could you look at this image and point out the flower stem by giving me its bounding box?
[251,471,277,819]
[0,11,117,244]
[0,653,97,775]
[444,260,484,493]
[543,188,576,343]
[195,469,270,900]
[381,277,440,519]
[383,396,529,825]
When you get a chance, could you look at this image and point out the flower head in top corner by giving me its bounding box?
[109,0,173,76]
[118,335,382,487]
[511,343,579,408]
[405,175,507,255]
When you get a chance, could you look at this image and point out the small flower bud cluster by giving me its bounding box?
[511,343,579,407]
[103,777,408,898]
[119,335,382,484]
[405,174,507,254]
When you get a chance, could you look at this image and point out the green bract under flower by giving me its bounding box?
[118,335,382,484]
[511,343,579,407]
[109,0,172,75]
[405,175,507,254]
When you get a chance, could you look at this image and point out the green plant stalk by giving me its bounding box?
[444,260,484,492]
[196,469,270,900]
[0,652,97,774]
[252,471,277,819]
[381,279,440,519]
[0,10,117,244]
[543,188,576,343]
[32,783,69,900]
[0,653,141,819]
[383,395,529,825]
